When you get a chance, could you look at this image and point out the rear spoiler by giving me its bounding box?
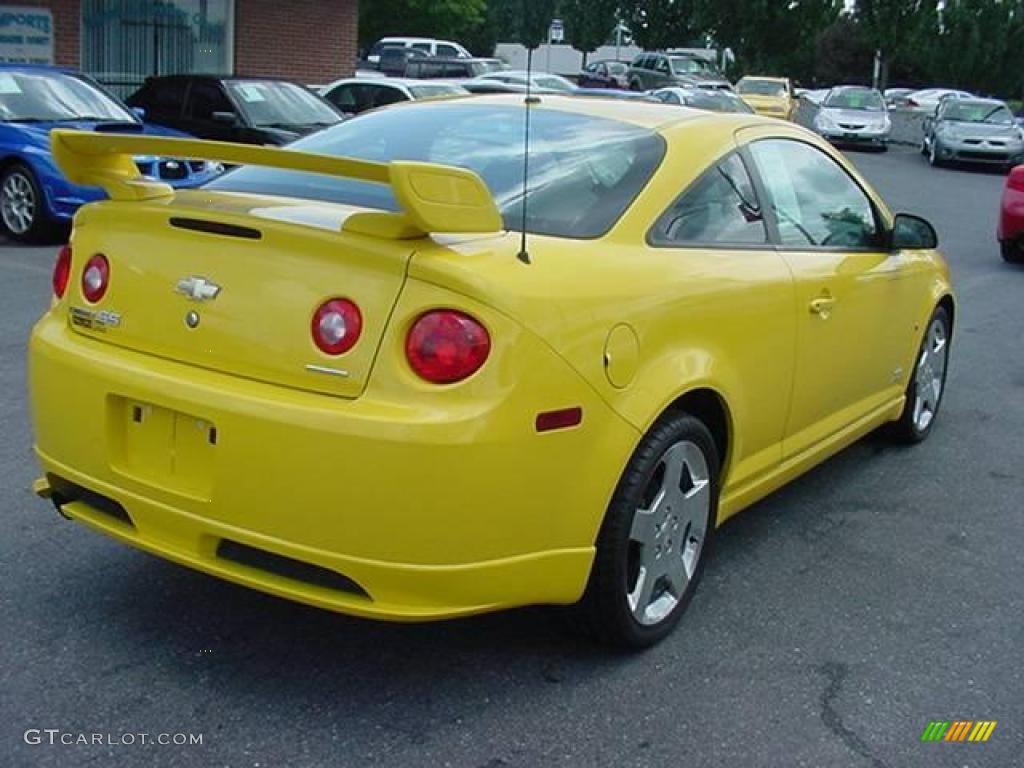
[50,129,503,239]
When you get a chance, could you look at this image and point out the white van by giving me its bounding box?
[367,37,472,64]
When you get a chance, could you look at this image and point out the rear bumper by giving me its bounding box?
[29,311,638,620]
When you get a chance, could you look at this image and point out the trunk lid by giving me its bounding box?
[66,190,412,399]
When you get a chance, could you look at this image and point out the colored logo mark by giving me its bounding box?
[921,721,997,742]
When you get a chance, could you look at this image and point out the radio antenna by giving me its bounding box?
[517,46,538,265]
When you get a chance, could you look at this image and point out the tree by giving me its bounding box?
[622,0,702,51]
[698,0,842,84]
[853,0,932,89]
[561,0,619,65]
[813,15,872,86]
[358,0,488,50]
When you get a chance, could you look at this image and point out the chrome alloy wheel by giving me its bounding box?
[1,170,36,235]
[912,316,948,432]
[627,440,710,626]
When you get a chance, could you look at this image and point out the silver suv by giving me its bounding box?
[627,52,731,92]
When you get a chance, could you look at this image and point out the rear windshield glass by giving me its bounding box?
[738,79,786,97]
[207,103,665,239]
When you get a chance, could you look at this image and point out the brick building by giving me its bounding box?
[2,1,358,94]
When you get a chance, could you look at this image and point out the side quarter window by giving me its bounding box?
[748,139,881,249]
[651,152,767,246]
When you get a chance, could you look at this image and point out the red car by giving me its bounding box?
[999,165,1024,263]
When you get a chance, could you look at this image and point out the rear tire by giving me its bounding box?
[1002,239,1023,263]
[577,413,720,649]
[0,163,61,244]
[889,306,951,444]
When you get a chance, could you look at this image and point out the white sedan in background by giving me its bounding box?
[469,70,577,93]
[320,78,468,117]
[906,88,973,112]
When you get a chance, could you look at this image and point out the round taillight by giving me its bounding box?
[406,310,490,384]
[52,245,72,299]
[81,253,110,303]
[312,298,362,355]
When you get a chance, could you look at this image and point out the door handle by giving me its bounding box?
[809,296,836,317]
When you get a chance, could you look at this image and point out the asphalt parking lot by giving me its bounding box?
[1,146,1022,768]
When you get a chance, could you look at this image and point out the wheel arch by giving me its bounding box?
[657,386,733,485]
[936,293,955,339]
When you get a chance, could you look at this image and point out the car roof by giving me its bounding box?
[324,77,462,89]
[0,63,77,73]
[452,93,762,132]
[739,76,788,83]
[484,71,568,79]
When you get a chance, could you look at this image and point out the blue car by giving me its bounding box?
[0,65,222,242]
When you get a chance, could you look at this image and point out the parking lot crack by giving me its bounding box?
[818,662,890,768]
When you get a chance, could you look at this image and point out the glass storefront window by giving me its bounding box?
[82,0,233,98]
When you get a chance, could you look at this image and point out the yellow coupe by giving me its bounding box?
[737,76,797,120]
[29,96,954,648]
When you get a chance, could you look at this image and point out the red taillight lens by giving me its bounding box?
[1007,165,1024,192]
[52,245,71,299]
[312,298,362,355]
[406,310,490,384]
[81,253,110,303]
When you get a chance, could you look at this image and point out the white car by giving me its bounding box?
[906,88,973,112]
[469,71,577,93]
[320,78,467,116]
[798,88,829,106]
[367,37,471,64]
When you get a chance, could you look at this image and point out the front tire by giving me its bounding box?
[0,163,59,243]
[1002,239,1023,263]
[579,413,720,649]
[889,306,951,443]
[928,141,944,168]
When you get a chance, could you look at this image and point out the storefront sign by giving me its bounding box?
[0,6,54,65]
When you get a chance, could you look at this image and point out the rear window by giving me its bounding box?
[207,103,665,239]
[738,79,787,97]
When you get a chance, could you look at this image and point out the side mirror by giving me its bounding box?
[131,106,147,121]
[891,213,938,250]
[212,111,238,125]
[922,116,933,132]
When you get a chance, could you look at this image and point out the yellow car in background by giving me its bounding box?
[737,76,797,119]
[30,96,954,649]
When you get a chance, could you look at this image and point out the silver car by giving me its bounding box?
[814,86,891,150]
[922,98,1024,169]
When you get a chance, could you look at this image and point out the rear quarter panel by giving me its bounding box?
[410,116,799,515]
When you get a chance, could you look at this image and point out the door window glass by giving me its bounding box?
[748,139,880,248]
[372,85,406,107]
[187,81,232,120]
[652,153,766,245]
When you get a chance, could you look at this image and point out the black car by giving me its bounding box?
[127,75,342,146]
[578,60,629,89]
[377,46,431,76]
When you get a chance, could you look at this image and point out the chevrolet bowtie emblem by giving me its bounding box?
[176,276,222,302]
